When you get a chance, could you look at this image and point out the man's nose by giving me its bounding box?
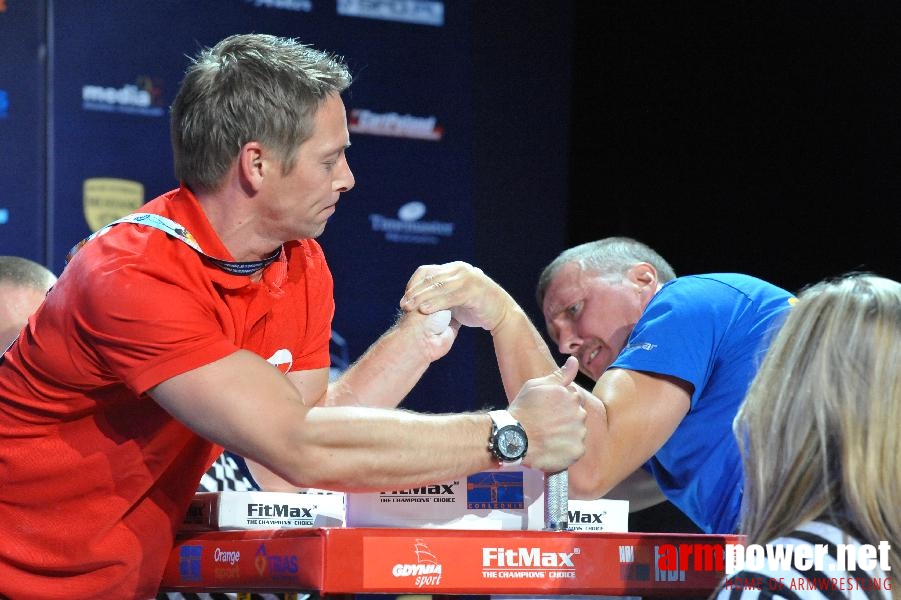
[556,324,582,356]
[335,161,355,193]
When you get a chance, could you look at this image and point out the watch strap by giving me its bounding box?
[488,409,519,430]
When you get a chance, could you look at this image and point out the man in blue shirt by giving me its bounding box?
[402,237,794,534]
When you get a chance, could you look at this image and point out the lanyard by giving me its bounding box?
[66,213,282,276]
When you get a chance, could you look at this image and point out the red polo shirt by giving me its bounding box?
[0,186,333,599]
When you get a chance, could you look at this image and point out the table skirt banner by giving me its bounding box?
[161,527,741,596]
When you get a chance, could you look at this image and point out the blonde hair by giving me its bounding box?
[735,273,900,590]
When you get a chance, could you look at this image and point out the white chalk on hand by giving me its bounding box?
[424,309,452,335]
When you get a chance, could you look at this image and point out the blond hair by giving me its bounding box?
[735,273,900,592]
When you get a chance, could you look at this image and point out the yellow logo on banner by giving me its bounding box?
[83,178,144,232]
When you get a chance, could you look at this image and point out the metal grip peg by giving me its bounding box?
[544,470,568,530]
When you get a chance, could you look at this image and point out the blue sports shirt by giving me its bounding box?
[610,273,794,533]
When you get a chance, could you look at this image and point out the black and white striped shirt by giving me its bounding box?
[713,521,892,600]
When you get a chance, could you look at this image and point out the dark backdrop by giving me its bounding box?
[569,2,900,300]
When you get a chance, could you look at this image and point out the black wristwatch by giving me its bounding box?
[488,410,528,464]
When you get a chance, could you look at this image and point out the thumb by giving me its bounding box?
[550,355,579,386]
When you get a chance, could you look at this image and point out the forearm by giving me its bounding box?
[567,387,620,499]
[262,358,586,491]
[326,317,432,408]
[257,319,439,490]
[491,302,558,401]
[567,370,691,500]
[270,407,497,491]
[245,458,303,492]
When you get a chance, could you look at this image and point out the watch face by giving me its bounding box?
[497,427,527,460]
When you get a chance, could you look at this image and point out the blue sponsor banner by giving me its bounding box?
[15,0,573,419]
[45,0,476,413]
[319,1,477,412]
[0,0,48,264]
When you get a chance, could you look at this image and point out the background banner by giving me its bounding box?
[0,0,572,415]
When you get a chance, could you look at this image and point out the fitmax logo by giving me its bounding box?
[569,510,605,524]
[381,483,456,495]
[483,547,577,567]
[247,504,314,518]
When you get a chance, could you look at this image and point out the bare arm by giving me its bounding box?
[317,309,460,408]
[150,350,586,492]
[401,262,557,400]
[568,368,691,499]
[252,308,461,489]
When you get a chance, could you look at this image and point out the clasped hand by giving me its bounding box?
[400,261,513,331]
[510,356,587,473]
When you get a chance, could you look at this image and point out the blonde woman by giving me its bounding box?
[716,273,899,599]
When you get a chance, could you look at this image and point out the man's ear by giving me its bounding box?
[627,262,658,292]
[239,142,265,191]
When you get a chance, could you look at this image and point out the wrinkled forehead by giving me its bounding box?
[541,262,593,319]
[542,264,627,321]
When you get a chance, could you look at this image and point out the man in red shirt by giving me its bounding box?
[0,34,586,599]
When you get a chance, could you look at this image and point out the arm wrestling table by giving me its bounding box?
[159,527,740,596]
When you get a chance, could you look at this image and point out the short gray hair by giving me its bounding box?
[536,237,676,307]
[0,256,57,292]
